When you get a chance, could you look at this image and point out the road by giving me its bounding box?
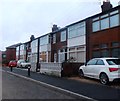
[2,68,76,100]
[2,67,120,100]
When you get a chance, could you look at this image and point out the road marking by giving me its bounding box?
[3,69,97,101]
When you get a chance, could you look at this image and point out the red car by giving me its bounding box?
[8,60,17,67]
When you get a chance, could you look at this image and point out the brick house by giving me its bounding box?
[5,0,120,71]
[51,26,67,63]
[6,43,21,65]
[86,2,120,61]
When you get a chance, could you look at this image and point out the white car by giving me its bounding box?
[79,58,120,85]
[17,59,31,68]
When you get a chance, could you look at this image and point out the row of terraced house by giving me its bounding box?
[5,1,120,74]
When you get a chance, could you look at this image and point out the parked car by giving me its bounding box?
[17,59,31,68]
[79,58,120,85]
[8,60,17,67]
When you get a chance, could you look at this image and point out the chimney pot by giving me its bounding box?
[101,0,113,12]
[52,24,59,32]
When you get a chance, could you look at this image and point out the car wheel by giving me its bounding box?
[25,65,28,68]
[100,73,109,85]
[20,65,22,68]
[79,69,84,78]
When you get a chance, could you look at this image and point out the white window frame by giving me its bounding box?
[53,34,56,44]
[61,31,66,42]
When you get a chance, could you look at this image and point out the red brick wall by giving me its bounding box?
[89,26,120,59]
[51,31,67,62]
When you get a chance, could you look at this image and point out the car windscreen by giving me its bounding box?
[106,59,120,65]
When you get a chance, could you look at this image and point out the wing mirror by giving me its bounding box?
[85,63,87,66]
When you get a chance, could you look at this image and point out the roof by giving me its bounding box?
[87,5,120,20]
[8,5,120,46]
[67,5,120,27]
[6,43,22,49]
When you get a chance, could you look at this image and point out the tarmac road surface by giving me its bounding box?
[2,70,76,100]
[2,67,120,101]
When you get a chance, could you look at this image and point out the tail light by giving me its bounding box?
[109,68,119,72]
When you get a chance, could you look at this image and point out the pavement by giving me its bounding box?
[2,67,120,101]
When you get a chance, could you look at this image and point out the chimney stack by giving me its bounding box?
[52,24,59,32]
[30,35,35,41]
[101,0,113,12]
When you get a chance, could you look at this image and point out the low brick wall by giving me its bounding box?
[38,62,84,77]
[40,62,62,77]
[61,62,84,77]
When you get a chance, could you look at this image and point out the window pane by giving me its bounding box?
[93,17,99,21]
[92,21,100,32]
[101,14,108,18]
[97,60,105,65]
[53,34,56,43]
[87,59,97,65]
[106,59,120,65]
[40,35,48,45]
[31,39,38,53]
[68,21,86,38]
[101,50,109,57]
[61,31,66,42]
[101,18,109,30]
[40,52,47,62]
[110,10,118,15]
[59,49,65,62]
[100,44,108,49]
[93,51,100,58]
[77,27,85,36]
[77,51,85,62]
[112,48,120,58]
[112,42,120,47]
[110,14,119,28]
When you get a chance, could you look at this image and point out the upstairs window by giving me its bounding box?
[40,35,48,46]
[110,14,119,28]
[101,18,109,30]
[61,31,66,42]
[112,42,120,47]
[92,10,119,32]
[100,44,108,49]
[68,21,86,39]
[53,34,56,44]
[93,21,100,32]
[31,39,38,53]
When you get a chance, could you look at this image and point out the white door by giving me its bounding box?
[84,59,98,78]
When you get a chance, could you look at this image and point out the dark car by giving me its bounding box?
[8,60,17,67]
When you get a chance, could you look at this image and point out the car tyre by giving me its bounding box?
[100,73,109,85]
[79,69,84,78]
[20,65,22,68]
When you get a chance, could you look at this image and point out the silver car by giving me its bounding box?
[17,59,31,68]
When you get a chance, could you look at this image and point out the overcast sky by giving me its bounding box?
[0,0,120,51]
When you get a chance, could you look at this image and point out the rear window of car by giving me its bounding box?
[106,59,120,65]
